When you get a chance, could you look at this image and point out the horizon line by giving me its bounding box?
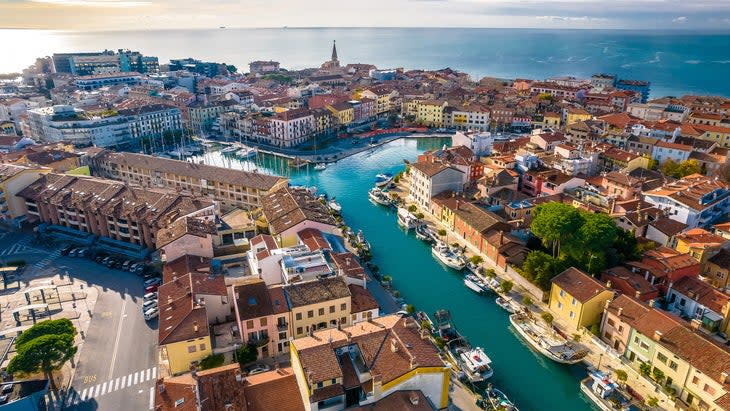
[2,26,730,32]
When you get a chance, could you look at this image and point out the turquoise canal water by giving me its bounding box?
[193,138,594,410]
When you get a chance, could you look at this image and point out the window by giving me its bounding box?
[559,290,565,297]
[569,311,575,319]
[669,361,678,371]
[296,313,302,320]
[704,384,716,395]
[199,343,206,351]
[340,317,346,324]
[296,327,303,335]
[318,308,325,316]
[340,303,347,311]
[618,325,624,333]
[571,297,577,306]
[657,352,668,363]
[692,376,700,385]
[317,382,323,389]
[607,318,615,327]
[557,302,563,310]
[308,310,314,318]
[187,345,196,353]
[278,332,286,340]
[260,318,267,327]
[329,305,335,314]
[246,320,254,329]
[175,398,185,407]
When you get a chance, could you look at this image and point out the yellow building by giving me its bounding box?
[430,192,457,230]
[402,98,423,119]
[0,164,50,222]
[326,102,354,127]
[674,228,727,263]
[542,112,561,127]
[703,249,730,289]
[158,299,213,375]
[285,277,352,338]
[550,267,613,330]
[563,107,593,126]
[416,100,447,127]
[361,87,395,115]
[692,124,730,148]
[290,314,450,411]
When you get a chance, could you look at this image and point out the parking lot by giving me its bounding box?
[0,228,160,411]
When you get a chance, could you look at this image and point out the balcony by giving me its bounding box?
[277,322,288,332]
[249,336,269,348]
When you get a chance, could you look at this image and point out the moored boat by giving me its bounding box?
[356,230,370,251]
[374,172,394,188]
[484,384,519,411]
[509,313,588,364]
[495,297,518,314]
[220,146,238,153]
[368,187,393,206]
[328,198,342,214]
[580,370,643,411]
[464,274,489,294]
[415,224,434,243]
[433,309,462,343]
[314,162,327,171]
[466,261,482,276]
[236,146,257,158]
[457,346,494,382]
[432,241,466,270]
[397,207,419,230]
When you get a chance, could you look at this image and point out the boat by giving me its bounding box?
[416,311,434,332]
[466,261,482,276]
[415,224,434,243]
[433,309,463,344]
[314,163,327,171]
[220,145,238,153]
[168,148,193,157]
[486,277,501,292]
[368,188,393,206]
[328,198,342,214]
[484,384,519,411]
[432,241,466,270]
[374,173,394,188]
[580,370,642,411]
[397,207,419,230]
[509,313,589,364]
[464,274,489,294]
[457,346,493,382]
[356,230,370,251]
[236,146,257,158]
[495,297,518,314]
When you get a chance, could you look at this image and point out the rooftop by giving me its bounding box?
[284,276,350,308]
[551,267,608,303]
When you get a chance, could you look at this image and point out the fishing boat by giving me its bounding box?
[314,163,327,171]
[374,173,394,188]
[236,146,257,158]
[580,370,642,411]
[484,384,519,411]
[464,274,489,294]
[509,313,589,364]
[415,224,434,243]
[397,207,419,230]
[495,297,518,314]
[432,241,466,270]
[457,346,494,382]
[368,188,393,206]
[433,309,463,344]
[328,198,342,214]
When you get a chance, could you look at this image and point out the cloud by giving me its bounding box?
[672,16,687,23]
[535,15,608,22]
[27,0,150,6]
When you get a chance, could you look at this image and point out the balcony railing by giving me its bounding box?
[277,322,288,331]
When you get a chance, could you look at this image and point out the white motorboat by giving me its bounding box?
[466,261,482,276]
[236,146,257,158]
[314,163,327,171]
[495,297,518,314]
[220,146,238,153]
[415,224,434,243]
[432,241,466,270]
[509,313,588,364]
[374,173,393,188]
[368,188,393,206]
[356,230,370,251]
[484,384,519,411]
[397,207,419,230]
[464,274,489,294]
[457,346,493,382]
[580,370,640,411]
[328,198,342,214]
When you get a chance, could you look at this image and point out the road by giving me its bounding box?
[0,229,158,411]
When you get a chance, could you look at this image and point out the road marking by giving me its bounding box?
[79,388,88,401]
[133,372,139,385]
[127,373,134,387]
[114,377,120,391]
[145,368,151,381]
[108,287,128,379]
[149,387,155,410]
[100,381,107,396]
[92,383,101,397]
[152,367,157,379]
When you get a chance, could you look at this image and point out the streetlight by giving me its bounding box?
[597,353,604,371]
[588,253,598,274]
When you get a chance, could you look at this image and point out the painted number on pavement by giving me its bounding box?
[83,375,97,384]
[101,311,112,318]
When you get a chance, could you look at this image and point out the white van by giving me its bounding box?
[143,307,158,321]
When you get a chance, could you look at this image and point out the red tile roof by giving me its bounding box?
[551,267,608,303]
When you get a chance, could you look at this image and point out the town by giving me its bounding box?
[0,41,728,411]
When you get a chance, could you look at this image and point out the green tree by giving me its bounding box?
[483,268,496,279]
[499,280,513,294]
[225,64,238,73]
[639,362,652,376]
[646,157,658,171]
[578,213,617,255]
[405,304,415,314]
[8,333,77,392]
[675,159,701,178]
[469,255,483,265]
[614,369,628,384]
[531,203,582,257]
[652,367,666,384]
[522,296,533,306]
[15,319,76,348]
[522,250,560,290]
[415,212,425,220]
[541,312,554,326]
[235,344,258,367]
[660,159,679,177]
[407,204,417,213]
[199,353,225,370]
[647,397,659,407]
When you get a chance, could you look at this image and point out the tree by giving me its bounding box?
[415,212,425,220]
[484,268,496,279]
[8,333,77,392]
[226,64,237,73]
[675,159,700,177]
[646,157,658,171]
[577,213,617,256]
[235,344,258,367]
[15,319,76,348]
[199,354,225,370]
[437,229,447,237]
[652,367,666,384]
[614,369,628,384]
[407,204,417,213]
[469,255,483,265]
[522,250,561,290]
[530,203,582,257]
[522,296,533,306]
[405,304,415,314]
[499,280,513,294]
[639,362,652,376]
[647,397,659,407]
[541,312,554,326]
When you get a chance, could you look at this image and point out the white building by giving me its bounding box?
[74,72,142,91]
[451,130,494,156]
[268,108,314,147]
[643,175,730,228]
[447,105,491,132]
[409,161,465,209]
[651,141,692,164]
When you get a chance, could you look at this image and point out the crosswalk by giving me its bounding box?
[0,238,40,256]
[64,366,158,408]
[32,249,62,270]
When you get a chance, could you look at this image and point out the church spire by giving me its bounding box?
[331,40,338,62]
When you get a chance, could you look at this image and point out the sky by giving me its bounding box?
[2,0,730,30]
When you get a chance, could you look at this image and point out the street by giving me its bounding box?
[0,229,158,411]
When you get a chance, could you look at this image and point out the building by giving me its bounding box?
[89,151,288,212]
[17,173,215,252]
[651,140,692,164]
[74,72,142,90]
[615,79,651,103]
[326,102,354,128]
[53,50,158,75]
[451,201,511,252]
[674,228,727,263]
[0,164,50,224]
[269,109,315,147]
[0,379,49,411]
[249,60,281,75]
[416,100,447,128]
[666,276,730,333]
[563,107,593,126]
[187,99,238,132]
[703,249,730,289]
[233,280,292,359]
[642,175,730,228]
[284,276,351,338]
[156,217,217,262]
[409,162,465,209]
[447,104,491,132]
[290,314,449,411]
[601,266,659,303]
[626,247,701,295]
[549,267,614,331]
[451,130,493,156]
[599,294,649,354]
[260,186,337,247]
[168,58,226,77]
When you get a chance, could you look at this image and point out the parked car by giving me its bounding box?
[0,384,12,394]
[142,300,158,311]
[68,248,80,257]
[246,364,271,375]
[101,256,112,265]
[105,258,119,268]
[95,253,109,263]
[60,245,74,256]
[144,284,159,293]
[144,277,161,287]
[142,272,160,282]
[143,292,158,302]
[143,307,158,321]
[76,248,88,258]
[122,260,134,271]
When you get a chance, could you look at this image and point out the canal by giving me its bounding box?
[193,137,594,410]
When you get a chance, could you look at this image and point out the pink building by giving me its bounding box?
[156,217,216,262]
[233,280,291,358]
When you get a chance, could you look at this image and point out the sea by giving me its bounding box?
[2,28,730,99]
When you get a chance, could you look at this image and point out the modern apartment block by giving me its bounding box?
[88,151,288,211]
[52,50,158,76]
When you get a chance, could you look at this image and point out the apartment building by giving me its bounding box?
[269,108,315,147]
[89,151,288,212]
[0,164,50,223]
[284,277,351,339]
[409,162,465,209]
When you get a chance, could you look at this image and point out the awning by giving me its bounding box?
[704,310,724,323]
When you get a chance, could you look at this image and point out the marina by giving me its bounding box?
[432,241,467,270]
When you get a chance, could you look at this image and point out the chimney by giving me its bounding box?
[690,319,701,331]
[721,372,729,385]
[649,299,656,308]
[409,392,420,405]
[635,290,641,299]
[617,307,623,317]
[606,280,612,289]
[653,330,663,342]
[193,321,199,332]
[390,338,399,353]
